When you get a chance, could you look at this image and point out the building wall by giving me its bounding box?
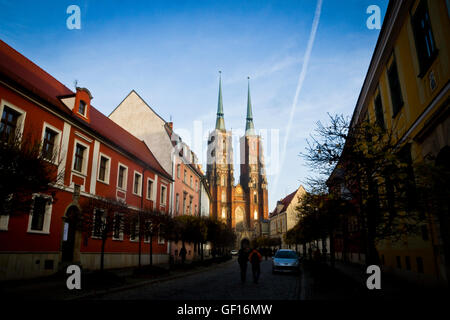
[108,91,173,175]
[338,0,450,286]
[0,73,171,280]
[173,156,201,216]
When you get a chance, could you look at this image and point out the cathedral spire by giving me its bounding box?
[245,77,255,135]
[215,71,226,131]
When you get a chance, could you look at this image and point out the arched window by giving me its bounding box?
[253,191,257,204]
[222,207,226,219]
[235,207,245,231]
[221,190,226,202]
[254,210,258,220]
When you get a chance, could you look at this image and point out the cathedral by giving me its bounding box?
[206,73,269,246]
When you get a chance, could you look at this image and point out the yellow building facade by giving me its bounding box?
[351,0,449,286]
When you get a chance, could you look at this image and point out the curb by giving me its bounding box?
[66,259,235,300]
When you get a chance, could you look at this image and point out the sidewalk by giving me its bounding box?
[327,260,449,300]
[0,257,235,300]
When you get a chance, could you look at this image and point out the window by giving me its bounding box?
[98,155,110,183]
[176,193,180,214]
[254,210,258,220]
[387,58,404,117]
[421,225,429,241]
[177,164,180,178]
[160,185,167,206]
[130,219,138,241]
[0,214,9,231]
[73,143,87,173]
[405,256,411,270]
[195,180,198,192]
[158,227,165,244]
[221,190,226,202]
[183,193,187,214]
[29,195,52,233]
[117,164,128,190]
[143,219,152,243]
[221,207,226,219]
[416,257,424,273]
[190,175,192,187]
[412,0,437,76]
[147,178,154,200]
[195,204,198,215]
[189,196,193,215]
[133,171,142,196]
[254,192,257,204]
[92,209,105,238]
[184,170,187,183]
[396,256,402,269]
[113,213,123,240]
[78,100,86,116]
[42,127,58,161]
[0,106,21,142]
[374,94,385,130]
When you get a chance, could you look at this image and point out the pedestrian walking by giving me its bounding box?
[179,245,187,264]
[248,247,262,283]
[238,243,250,283]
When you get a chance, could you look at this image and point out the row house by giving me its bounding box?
[269,186,306,249]
[108,90,209,262]
[0,40,173,280]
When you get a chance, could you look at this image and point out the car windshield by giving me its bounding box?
[275,251,298,259]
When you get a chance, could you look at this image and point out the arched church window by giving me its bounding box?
[222,208,226,219]
[254,210,258,220]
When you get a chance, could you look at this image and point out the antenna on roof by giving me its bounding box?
[74,79,78,89]
[170,115,173,122]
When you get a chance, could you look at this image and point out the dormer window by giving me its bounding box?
[73,87,93,122]
[78,100,86,116]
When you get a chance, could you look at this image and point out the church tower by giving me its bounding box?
[206,72,234,226]
[239,78,269,235]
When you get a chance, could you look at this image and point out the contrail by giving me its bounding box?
[273,0,323,196]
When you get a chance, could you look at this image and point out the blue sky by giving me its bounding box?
[0,0,388,210]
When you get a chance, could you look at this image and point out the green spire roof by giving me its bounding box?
[215,71,226,131]
[245,77,255,135]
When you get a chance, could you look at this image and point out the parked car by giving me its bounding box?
[272,249,300,273]
[230,249,238,256]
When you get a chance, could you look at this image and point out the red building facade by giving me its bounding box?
[0,40,172,280]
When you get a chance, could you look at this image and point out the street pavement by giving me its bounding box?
[92,257,301,300]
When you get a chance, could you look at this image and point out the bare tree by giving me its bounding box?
[79,196,130,272]
[302,113,423,265]
[0,129,64,216]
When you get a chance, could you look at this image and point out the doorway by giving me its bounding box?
[62,206,79,262]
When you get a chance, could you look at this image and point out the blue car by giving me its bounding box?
[272,249,300,274]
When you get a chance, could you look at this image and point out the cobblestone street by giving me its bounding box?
[92,258,301,300]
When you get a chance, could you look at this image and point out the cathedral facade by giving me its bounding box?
[206,73,269,246]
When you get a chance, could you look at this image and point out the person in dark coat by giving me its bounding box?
[248,247,262,283]
[238,246,250,283]
[179,246,187,264]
